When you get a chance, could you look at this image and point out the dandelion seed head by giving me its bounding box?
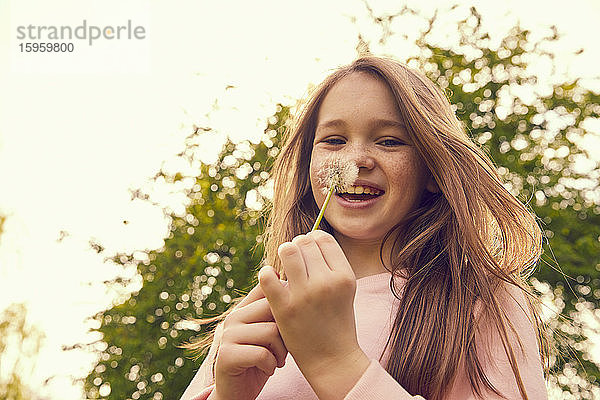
[316,156,359,195]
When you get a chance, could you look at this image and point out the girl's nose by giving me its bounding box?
[348,150,375,170]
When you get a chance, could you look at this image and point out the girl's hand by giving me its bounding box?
[212,284,288,400]
[258,230,369,391]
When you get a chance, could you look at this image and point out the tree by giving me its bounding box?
[81,5,600,399]
[0,215,47,399]
[82,108,288,399]
[0,302,45,400]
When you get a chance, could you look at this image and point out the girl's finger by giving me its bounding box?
[218,344,278,377]
[228,322,288,368]
[230,297,275,324]
[258,265,289,307]
[277,241,308,288]
[310,230,353,275]
[292,233,331,279]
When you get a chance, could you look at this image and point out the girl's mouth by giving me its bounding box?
[334,185,384,207]
[337,193,381,202]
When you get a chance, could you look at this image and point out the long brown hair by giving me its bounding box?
[184,55,550,399]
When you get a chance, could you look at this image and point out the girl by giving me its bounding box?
[180,55,549,400]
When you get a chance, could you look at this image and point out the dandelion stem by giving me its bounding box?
[312,184,335,231]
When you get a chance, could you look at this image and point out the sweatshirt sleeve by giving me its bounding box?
[179,323,223,400]
[185,385,215,400]
[345,283,547,400]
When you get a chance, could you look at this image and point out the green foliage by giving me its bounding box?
[83,107,288,399]
[409,10,600,301]
[0,303,45,400]
[82,6,600,399]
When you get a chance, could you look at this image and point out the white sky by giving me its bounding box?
[0,0,599,398]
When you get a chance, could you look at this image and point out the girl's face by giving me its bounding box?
[310,72,436,243]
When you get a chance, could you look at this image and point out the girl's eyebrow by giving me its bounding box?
[316,118,406,133]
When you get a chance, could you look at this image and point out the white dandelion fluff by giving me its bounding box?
[316,155,359,195]
[312,156,359,231]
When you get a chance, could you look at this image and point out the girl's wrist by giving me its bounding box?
[301,349,370,400]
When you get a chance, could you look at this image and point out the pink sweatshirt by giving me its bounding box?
[180,271,547,400]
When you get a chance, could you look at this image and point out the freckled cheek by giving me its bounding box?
[385,157,427,197]
[309,152,322,201]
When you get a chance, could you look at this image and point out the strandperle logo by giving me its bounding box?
[16,20,146,46]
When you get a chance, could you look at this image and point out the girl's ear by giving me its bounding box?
[426,175,440,193]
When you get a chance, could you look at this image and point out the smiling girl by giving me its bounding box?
[180,56,549,400]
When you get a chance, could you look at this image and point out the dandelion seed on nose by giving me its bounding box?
[316,156,359,195]
[311,155,359,231]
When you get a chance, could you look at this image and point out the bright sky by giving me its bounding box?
[0,0,599,398]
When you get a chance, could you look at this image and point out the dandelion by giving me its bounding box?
[312,156,359,231]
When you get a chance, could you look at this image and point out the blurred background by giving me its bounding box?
[0,0,599,399]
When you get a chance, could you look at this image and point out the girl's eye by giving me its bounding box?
[322,137,345,145]
[378,138,404,147]
[319,137,405,146]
